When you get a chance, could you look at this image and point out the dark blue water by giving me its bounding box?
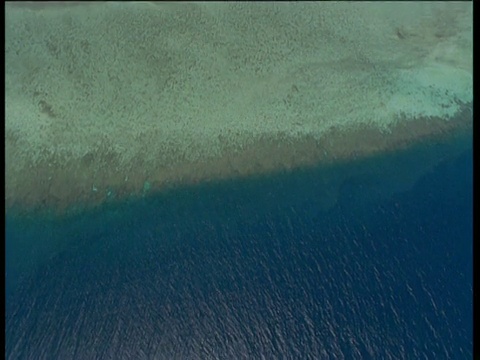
[5,134,473,359]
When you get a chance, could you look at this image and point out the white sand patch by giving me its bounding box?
[385,65,472,122]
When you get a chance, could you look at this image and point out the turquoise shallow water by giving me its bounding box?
[5,132,473,359]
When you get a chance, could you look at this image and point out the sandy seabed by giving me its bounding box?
[5,2,472,215]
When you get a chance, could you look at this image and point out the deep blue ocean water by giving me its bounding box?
[5,133,473,359]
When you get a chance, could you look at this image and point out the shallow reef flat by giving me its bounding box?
[5,2,472,213]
